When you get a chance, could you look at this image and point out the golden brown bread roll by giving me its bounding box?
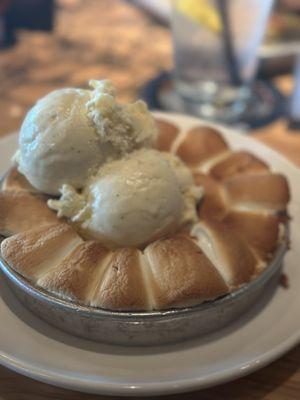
[191,220,257,287]
[223,212,281,261]
[0,190,59,236]
[144,236,229,309]
[2,166,38,193]
[224,173,290,212]
[176,126,228,167]
[209,151,269,181]
[90,248,149,310]
[1,223,82,281]
[154,119,180,152]
[37,241,109,302]
[194,173,227,220]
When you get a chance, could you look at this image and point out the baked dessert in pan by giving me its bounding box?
[0,119,290,311]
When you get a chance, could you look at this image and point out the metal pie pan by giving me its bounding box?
[0,236,287,346]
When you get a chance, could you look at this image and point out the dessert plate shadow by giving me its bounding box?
[0,113,299,396]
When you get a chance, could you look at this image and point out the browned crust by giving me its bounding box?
[224,173,290,211]
[223,212,280,261]
[194,173,227,220]
[176,126,228,167]
[210,151,269,181]
[199,220,257,287]
[91,248,149,310]
[144,236,229,309]
[0,190,59,236]
[37,241,109,302]
[154,119,180,152]
[1,223,82,281]
[2,166,38,193]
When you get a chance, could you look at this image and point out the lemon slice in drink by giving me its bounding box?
[174,0,221,33]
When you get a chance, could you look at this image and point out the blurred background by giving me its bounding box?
[1,0,300,135]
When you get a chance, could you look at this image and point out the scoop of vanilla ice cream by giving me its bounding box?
[18,88,111,195]
[49,150,184,247]
[81,149,183,247]
[48,149,203,248]
[163,153,194,191]
[17,80,157,195]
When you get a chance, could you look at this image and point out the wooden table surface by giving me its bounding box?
[0,1,299,398]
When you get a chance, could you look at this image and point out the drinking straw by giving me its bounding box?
[216,0,242,86]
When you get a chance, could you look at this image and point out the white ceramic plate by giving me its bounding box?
[0,113,299,396]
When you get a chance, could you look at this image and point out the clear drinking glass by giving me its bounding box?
[171,0,274,123]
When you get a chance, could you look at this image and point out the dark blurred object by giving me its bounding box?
[277,0,300,13]
[258,55,295,79]
[266,9,300,43]
[0,0,55,48]
[259,0,300,78]
[288,54,300,130]
[141,72,286,129]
